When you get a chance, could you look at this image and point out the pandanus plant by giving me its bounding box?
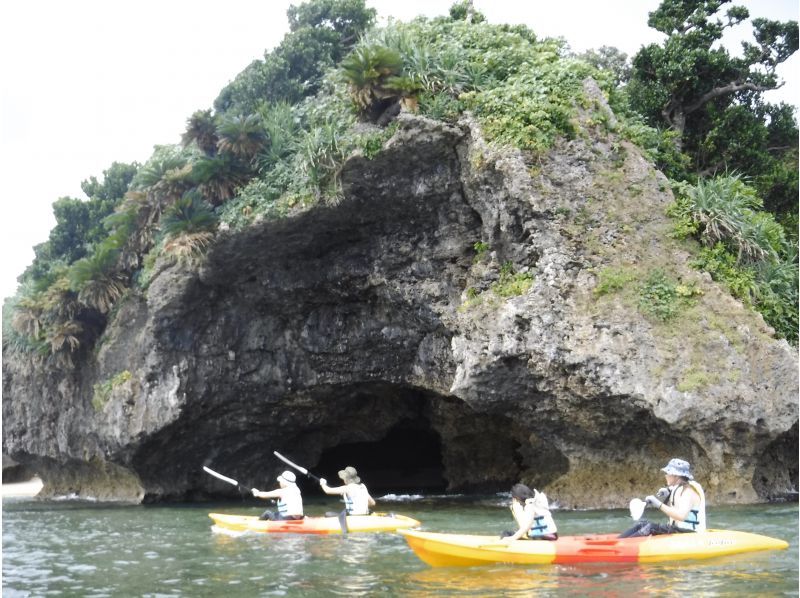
[675,174,783,264]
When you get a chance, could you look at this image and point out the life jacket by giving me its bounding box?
[343,483,371,515]
[519,491,557,538]
[668,480,705,532]
[277,484,303,517]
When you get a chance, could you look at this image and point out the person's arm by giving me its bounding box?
[252,487,282,499]
[319,478,347,496]
[365,487,376,508]
[503,502,535,541]
[647,486,696,521]
[662,486,697,522]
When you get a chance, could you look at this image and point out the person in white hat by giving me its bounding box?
[319,466,375,516]
[251,470,304,521]
[619,457,706,537]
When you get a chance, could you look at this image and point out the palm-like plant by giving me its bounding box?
[68,244,127,314]
[737,212,785,263]
[161,191,218,262]
[675,174,784,264]
[46,319,83,354]
[132,151,193,226]
[11,296,44,339]
[102,191,157,271]
[683,176,750,244]
[340,44,410,121]
[182,109,219,155]
[216,114,267,161]
[163,232,216,262]
[161,191,217,237]
[190,154,250,206]
[41,274,81,323]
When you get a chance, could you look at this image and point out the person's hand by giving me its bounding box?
[656,487,670,501]
[645,495,663,508]
[251,488,260,497]
[319,478,327,486]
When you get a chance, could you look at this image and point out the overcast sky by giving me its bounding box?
[1,0,797,301]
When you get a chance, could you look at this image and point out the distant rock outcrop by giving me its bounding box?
[3,81,797,506]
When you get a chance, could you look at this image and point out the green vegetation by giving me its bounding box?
[5,0,798,369]
[676,369,719,393]
[493,262,534,298]
[637,270,703,322]
[668,174,797,342]
[623,0,798,233]
[459,262,534,311]
[593,266,704,324]
[594,267,635,296]
[472,241,490,262]
[92,370,133,412]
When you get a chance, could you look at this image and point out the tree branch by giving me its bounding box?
[684,81,775,115]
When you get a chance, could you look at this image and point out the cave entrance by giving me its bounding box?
[315,418,446,493]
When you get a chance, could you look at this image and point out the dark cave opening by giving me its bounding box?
[315,418,447,493]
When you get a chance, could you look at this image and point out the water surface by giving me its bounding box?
[3,495,797,596]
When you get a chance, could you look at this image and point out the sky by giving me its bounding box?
[1,0,797,302]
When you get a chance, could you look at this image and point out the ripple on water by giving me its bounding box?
[2,500,797,596]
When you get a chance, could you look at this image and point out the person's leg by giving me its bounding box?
[648,522,678,535]
[258,510,275,521]
[618,520,651,538]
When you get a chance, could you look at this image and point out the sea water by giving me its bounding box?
[3,495,797,596]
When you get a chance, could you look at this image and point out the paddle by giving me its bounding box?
[203,465,249,493]
[630,487,670,520]
[629,498,647,521]
[273,451,321,482]
[273,451,347,534]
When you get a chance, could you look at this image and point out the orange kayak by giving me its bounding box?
[400,529,789,566]
[209,512,420,534]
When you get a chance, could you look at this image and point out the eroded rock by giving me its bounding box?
[3,82,797,506]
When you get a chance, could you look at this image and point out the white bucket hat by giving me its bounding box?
[277,470,297,484]
[338,466,360,484]
[661,458,693,480]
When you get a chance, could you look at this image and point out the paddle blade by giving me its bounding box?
[203,466,240,487]
[629,498,646,521]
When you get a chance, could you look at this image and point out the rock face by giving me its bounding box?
[3,81,797,507]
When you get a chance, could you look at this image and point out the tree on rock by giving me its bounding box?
[628,0,797,144]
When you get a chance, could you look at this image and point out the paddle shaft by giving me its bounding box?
[273,451,321,482]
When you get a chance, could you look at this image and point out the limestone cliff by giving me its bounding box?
[3,81,797,507]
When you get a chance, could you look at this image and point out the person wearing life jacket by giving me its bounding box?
[319,466,375,516]
[619,458,706,538]
[251,470,304,521]
[501,483,559,541]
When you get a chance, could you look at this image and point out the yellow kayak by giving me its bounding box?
[209,512,420,534]
[400,529,789,567]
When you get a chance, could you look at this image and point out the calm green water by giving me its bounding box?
[3,495,797,596]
